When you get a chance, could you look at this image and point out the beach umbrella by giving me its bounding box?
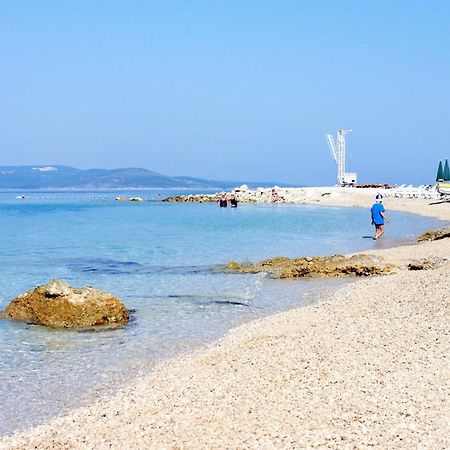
[436,161,444,181]
[444,159,450,181]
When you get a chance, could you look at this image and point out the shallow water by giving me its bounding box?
[0,190,442,434]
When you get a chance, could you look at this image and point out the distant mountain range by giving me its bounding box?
[0,165,278,189]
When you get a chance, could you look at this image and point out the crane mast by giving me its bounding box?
[325,129,355,186]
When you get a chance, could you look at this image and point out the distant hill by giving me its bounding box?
[0,165,278,189]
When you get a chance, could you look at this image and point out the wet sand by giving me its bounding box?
[1,190,449,449]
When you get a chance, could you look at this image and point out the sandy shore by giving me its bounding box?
[1,189,449,449]
[283,186,449,220]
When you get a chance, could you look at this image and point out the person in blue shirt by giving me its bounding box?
[371,194,389,240]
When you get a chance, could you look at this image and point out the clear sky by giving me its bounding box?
[1,1,449,185]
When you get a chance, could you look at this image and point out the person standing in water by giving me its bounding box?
[218,194,228,208]
[229,194,238,208]
[371,194,389,240]
[271,188,279,202]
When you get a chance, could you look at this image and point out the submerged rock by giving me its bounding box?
[0,279,129,328]
[115,196,145,202]
[225,254,393,278]
[226,261,241,270]
[417,227,450,242]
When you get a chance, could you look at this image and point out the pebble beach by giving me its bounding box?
[1,188,449,449]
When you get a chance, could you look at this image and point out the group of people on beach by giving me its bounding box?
[218,194,238,208]
[218,188,282,208]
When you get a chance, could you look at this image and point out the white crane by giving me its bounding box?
[325,129,356,186]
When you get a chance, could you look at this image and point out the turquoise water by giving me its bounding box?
[0,190,442,434]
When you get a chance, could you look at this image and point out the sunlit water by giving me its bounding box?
[0,190,443,434]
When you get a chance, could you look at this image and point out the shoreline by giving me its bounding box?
[1,189,449,449]
[165,186,449,220]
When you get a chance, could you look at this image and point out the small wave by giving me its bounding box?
[132,271,267,307]
[240,272,267,300]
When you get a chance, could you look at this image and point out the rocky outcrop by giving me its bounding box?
[417,227,450,242]
[225,254,393,278]
[162,193,258,203]
[115,196,145,202]
[407,258,442,271]
[0,279,129,328]
[162,194,216,203]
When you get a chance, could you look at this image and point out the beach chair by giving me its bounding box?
[437,182,450,199]
[418,185,435,199]
[394,185,407,198]
[403,185,416,198]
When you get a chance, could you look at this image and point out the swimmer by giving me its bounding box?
[218,194,227,208]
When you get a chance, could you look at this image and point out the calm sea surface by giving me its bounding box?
[0,190,443,434]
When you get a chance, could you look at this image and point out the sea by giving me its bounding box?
[0,189,442,435]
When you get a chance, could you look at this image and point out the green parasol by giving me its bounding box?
[436,161,444,181]
[444,159,450,181]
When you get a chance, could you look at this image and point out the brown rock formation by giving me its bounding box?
[407,258,441,271]
[162,195,216,203]
[0,279,129,328]
[225,254,393,278]
[417,227,450,242]
[162,194,259,203]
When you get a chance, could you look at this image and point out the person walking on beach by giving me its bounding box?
[371,194,389,240]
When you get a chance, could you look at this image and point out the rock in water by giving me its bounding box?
[0,279,129,328]
[417,226,450,242]
[225,254,394,278]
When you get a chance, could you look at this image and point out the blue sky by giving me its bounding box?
[1,1,449,185]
